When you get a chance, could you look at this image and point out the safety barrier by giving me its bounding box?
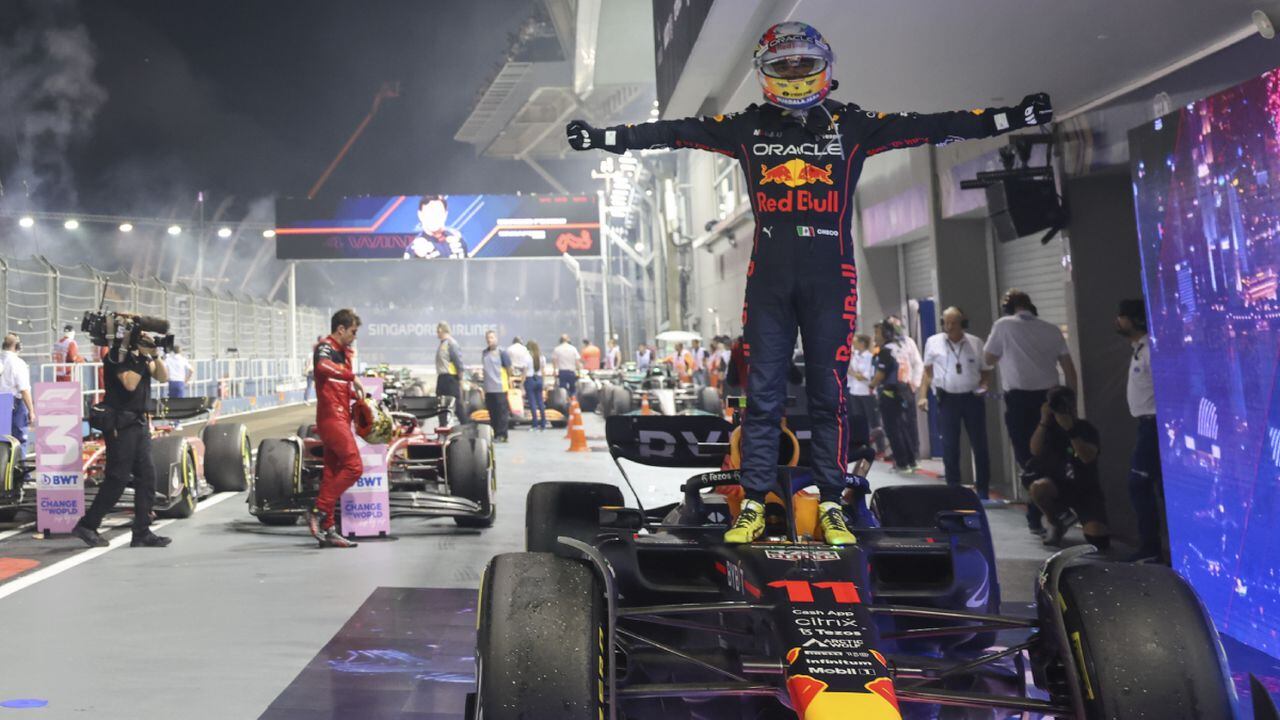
[0,255,328,361]
[38,357,310,416]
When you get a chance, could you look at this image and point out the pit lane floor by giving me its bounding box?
[0,408,1067,719]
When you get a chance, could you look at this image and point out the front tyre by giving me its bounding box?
[1055,562,1236,719]
[447,432,495,528]
[475,553,604,720]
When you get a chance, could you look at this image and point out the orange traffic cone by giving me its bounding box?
[567,398,589,452]
[564,397,576,438]
[641,394,652,415]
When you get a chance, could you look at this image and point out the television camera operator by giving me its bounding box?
[72,318,171,548]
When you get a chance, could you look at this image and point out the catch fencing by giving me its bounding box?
[0,256,328,400]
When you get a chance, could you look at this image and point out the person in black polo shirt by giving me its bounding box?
[870,322,915,471]
[1027,386,1110,549]
[73,334,171,548]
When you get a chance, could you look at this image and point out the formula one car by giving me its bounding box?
[460,369,569,428]
[470,414,1241,720]
[595,363,722,418]
[252,394,495,529]
[0,396,251,523]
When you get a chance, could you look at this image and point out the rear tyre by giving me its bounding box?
[525,481,624,555]
[476,553,604,720]
[597,381,615,417]
[578,380,599,413]
[546,387,570,416]
[1056,562,1236,719]
[201,423,251,492]
[153,436,197,519]
[464,388,484,423]
[447,433,495,528]
[698,386,721,415]
[405,382,426,397]
[0,438,22,517]
[295,423,317,440]
[253,438,300,526]
[610,385,633,415]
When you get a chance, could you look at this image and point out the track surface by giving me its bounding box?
[0,407,1070,719]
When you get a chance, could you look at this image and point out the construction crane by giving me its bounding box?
[306,80,401,199]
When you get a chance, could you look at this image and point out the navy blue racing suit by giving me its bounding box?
[594,99,1031,501]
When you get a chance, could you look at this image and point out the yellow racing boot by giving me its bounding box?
[819,502,857,546]
[724,499,766,544]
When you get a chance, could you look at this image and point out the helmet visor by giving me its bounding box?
[761,55,827,79]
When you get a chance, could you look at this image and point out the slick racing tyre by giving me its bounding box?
[295,423,318,440]
[153,436,198,519]
[609,385,633,415]
[597,381,615,416]
[698,386,722,415]
[201,423,251,492]
[546,387,570,416]
[525,481,624,556]
[405,382,426,397]
[463,387,485,423]
[252,438,300,526]
[1054,562,1235,720]
[578,380,599,413]
[447,431,495,528]
[475,553,604,720]
[0,437,23,522]
[458,422,494,443]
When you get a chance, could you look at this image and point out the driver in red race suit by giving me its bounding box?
[308,308,366,548]
[567,22,1052,546]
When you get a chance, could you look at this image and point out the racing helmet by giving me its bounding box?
[354,397,395,445]
[752,22,834,110]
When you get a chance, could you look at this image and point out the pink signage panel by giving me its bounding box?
[35,383,84,534]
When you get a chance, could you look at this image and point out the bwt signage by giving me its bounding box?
[36,382,84,534]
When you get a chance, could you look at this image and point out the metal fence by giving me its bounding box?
[0,255,328,371]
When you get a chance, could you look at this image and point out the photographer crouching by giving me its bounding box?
[72,329,171,548]
[1027,386,1111,550]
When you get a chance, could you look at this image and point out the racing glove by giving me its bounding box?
[565,119,626,155]
[993,93,1053,132]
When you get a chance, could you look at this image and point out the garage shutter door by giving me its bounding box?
[903,238,935,300]
[995,233,1069,330]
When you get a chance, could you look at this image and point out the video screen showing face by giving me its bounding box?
[1130,67,1280,658]
[274,193,600,260]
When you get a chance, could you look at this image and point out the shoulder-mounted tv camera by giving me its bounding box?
[81,310,174,363]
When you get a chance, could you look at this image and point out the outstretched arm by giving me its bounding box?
[566,114,740,157]
[859,93,1052,156]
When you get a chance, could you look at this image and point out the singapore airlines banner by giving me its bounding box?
[275,193,601,260]
[356,307,581,367]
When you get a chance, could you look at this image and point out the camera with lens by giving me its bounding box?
[81,310,175,362]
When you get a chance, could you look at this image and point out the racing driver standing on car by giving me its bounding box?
[567,22,1052,545]
[307,308,366,548]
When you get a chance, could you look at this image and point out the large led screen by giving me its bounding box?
[1130,68,1280,658]
[275,193,601,260]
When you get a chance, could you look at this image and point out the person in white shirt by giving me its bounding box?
[917,307,993,498]
[845,334,880,450]
[984,289,1078,534]
[604,338,621,370]
[887,315,924,456]
[0,333,34,449]
[635,344,653,371]
[507,337,534,378]
[690,338,709,386]
[163,346,194,398]
[551,334,582,396]
[1117,298,1162,561]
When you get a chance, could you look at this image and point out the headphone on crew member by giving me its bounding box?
[1117,298,1148,332]
[1001,289,1038,317]
[939,306,969,331]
